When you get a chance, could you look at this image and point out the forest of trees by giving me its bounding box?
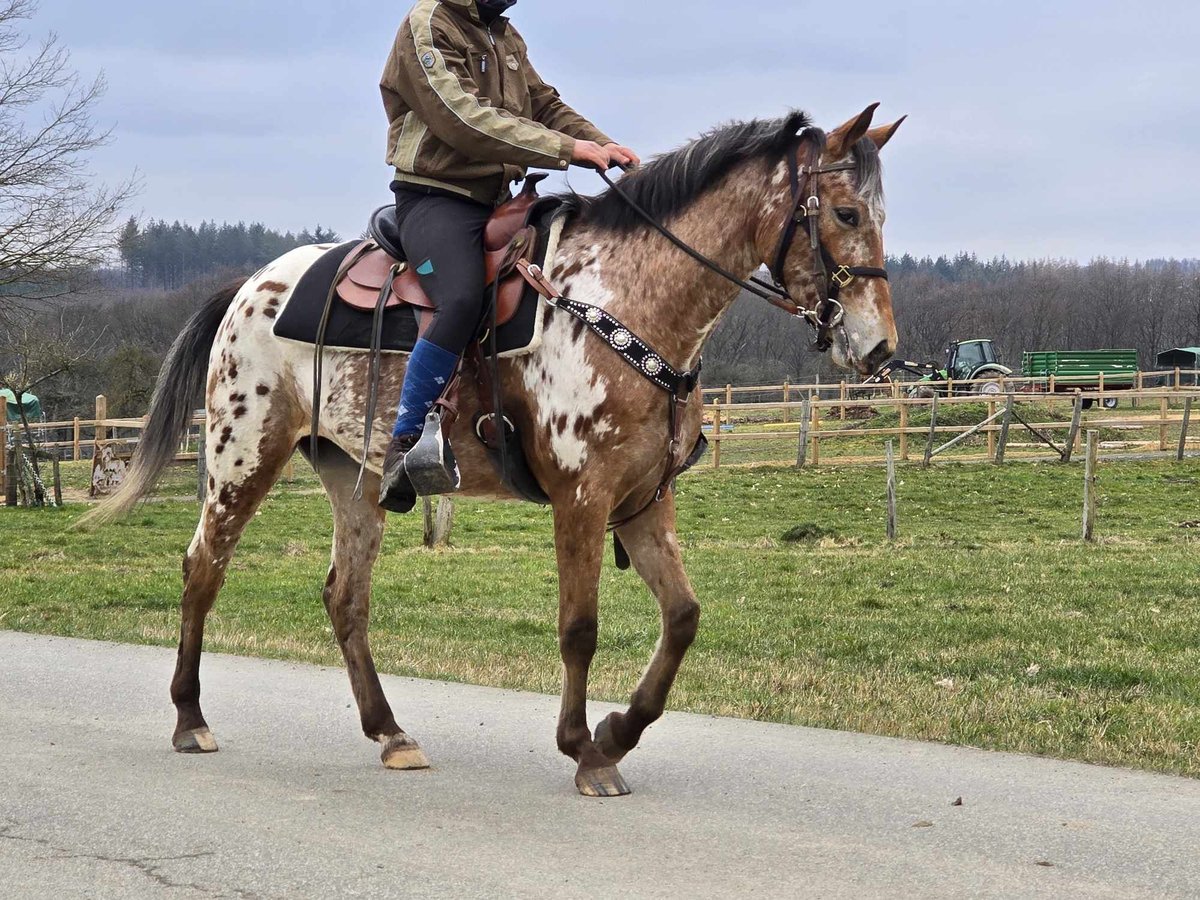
[702,254,1200,386]
[117,219,341,290]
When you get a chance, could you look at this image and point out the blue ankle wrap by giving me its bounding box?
[392,338,459,437]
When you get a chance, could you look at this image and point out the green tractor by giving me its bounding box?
[864,339,1013,396]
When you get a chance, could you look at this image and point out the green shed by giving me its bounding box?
[1156,348,1200,385]
[2,388,42,424]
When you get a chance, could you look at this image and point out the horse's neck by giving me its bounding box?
[556,170,770,370]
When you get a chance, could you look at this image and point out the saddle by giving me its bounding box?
[334,173,554,337]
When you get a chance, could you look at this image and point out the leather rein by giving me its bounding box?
[597,127,890,353]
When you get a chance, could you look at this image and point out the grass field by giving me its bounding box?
[3,456,1200,777]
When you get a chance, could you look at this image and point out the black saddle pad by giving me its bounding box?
[273,204,561,357]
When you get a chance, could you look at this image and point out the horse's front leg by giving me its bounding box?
[552,501,630,797]
[595,492,700,764]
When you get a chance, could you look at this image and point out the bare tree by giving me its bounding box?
[0,0,136,311]
[1,308,103,505]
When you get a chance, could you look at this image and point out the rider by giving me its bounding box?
[377,0,639,512]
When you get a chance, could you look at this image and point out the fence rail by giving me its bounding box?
[704,385,1200,468]
[7,376,1200,500]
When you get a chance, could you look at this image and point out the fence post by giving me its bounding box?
[1083,430,1099,542]
[922,395,938,468]
[1,426,9,506]
[987,399,997,459]
[197,429,208,503]
[1049,375,1056,397]
[886,440,897,541]
[5,445,16,507]
[810,400,821,467]
[423,497,454,548]
[1160,397,1170,451]
[1178,396,1193,461]
[782,381,791,424]
[898,396,909,460]
[1134,371,1143,408]
[1176,367,1182,391]
[712,402,722,469]
[94,395,108,447]
[839,381,847,420]
[73,417,81,461]
[796,395,811,468]
[725,384,733,406]
[1063,391,1083,463]
[995,393,1014,464]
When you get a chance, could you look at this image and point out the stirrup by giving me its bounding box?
[404,410,462,497]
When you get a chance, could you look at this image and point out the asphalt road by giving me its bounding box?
[2,632,1198,899]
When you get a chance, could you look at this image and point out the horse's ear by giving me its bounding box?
[827,103,880,157]
[867,116,907,151]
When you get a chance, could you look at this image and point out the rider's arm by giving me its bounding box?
[525,61,613,147]
[384,19,574,170]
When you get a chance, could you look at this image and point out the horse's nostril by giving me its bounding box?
[865,340,892,373]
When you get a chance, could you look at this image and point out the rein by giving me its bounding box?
[596,127,889,352]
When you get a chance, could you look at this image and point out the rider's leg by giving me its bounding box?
[379,189,491,512]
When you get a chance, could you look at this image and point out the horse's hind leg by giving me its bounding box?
[307,441,429,770]
[172,390,301,753]
[595,493,700,764]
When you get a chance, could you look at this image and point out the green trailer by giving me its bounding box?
[1021,349,1139,408]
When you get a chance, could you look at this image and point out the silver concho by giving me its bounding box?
[611,329,632,349]
[644,356,663,376]
[585,307,603,324]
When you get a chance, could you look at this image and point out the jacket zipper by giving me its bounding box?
[488,26,505,99]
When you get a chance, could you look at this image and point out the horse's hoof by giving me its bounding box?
[593,713,629,764]
[173,727,218,754]
[381,734,431,771]
[575,763,631,797]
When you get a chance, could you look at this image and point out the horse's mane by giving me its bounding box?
[559,112,811,231]
[559,110,886,230]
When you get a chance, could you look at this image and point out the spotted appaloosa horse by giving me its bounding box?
[91,106,902,796]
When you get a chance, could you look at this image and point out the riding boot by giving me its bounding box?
[378,433,420,513]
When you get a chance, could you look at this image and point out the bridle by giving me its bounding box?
[597,126,889,353]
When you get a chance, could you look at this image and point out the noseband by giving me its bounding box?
[598,127,889,353]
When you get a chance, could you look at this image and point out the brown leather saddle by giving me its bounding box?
[334,173,551,336]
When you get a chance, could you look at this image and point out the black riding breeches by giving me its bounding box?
[392,187,492,355]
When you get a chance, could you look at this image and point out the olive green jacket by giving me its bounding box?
[381,0,612,206]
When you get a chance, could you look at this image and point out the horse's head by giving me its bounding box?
[760,104,904,376]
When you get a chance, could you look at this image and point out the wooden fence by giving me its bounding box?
[700,367,1200,406]
[7,374,1200,499]
[705,385,1200,469]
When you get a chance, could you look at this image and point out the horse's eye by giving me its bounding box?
[835,208,860,227]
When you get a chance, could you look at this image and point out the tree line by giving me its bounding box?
[117,219,341,290]
[702,254,1200,386]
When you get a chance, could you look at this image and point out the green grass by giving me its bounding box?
[4,457,1200,776]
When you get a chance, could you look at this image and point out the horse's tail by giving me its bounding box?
[80,279,246,526]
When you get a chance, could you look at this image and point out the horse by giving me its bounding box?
[90,104,903,797]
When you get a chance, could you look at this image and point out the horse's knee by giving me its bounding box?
[667,598,700,650]
[560,616,598,662]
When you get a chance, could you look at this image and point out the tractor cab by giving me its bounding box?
[947,340,1000,381]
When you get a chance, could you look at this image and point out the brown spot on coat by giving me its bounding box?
[263,308,278,319]
[234,406,248,418]
[257,281,289,294]
[256,384,270,396]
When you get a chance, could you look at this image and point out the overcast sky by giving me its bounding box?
[34,0,1200,261]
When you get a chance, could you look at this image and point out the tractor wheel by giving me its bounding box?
[1102,396,1119,410]
[974,380,1003,396]
[1082,398,1094,410]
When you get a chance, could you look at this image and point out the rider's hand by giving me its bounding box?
[572,140,613,171]
[604,143,641,168]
